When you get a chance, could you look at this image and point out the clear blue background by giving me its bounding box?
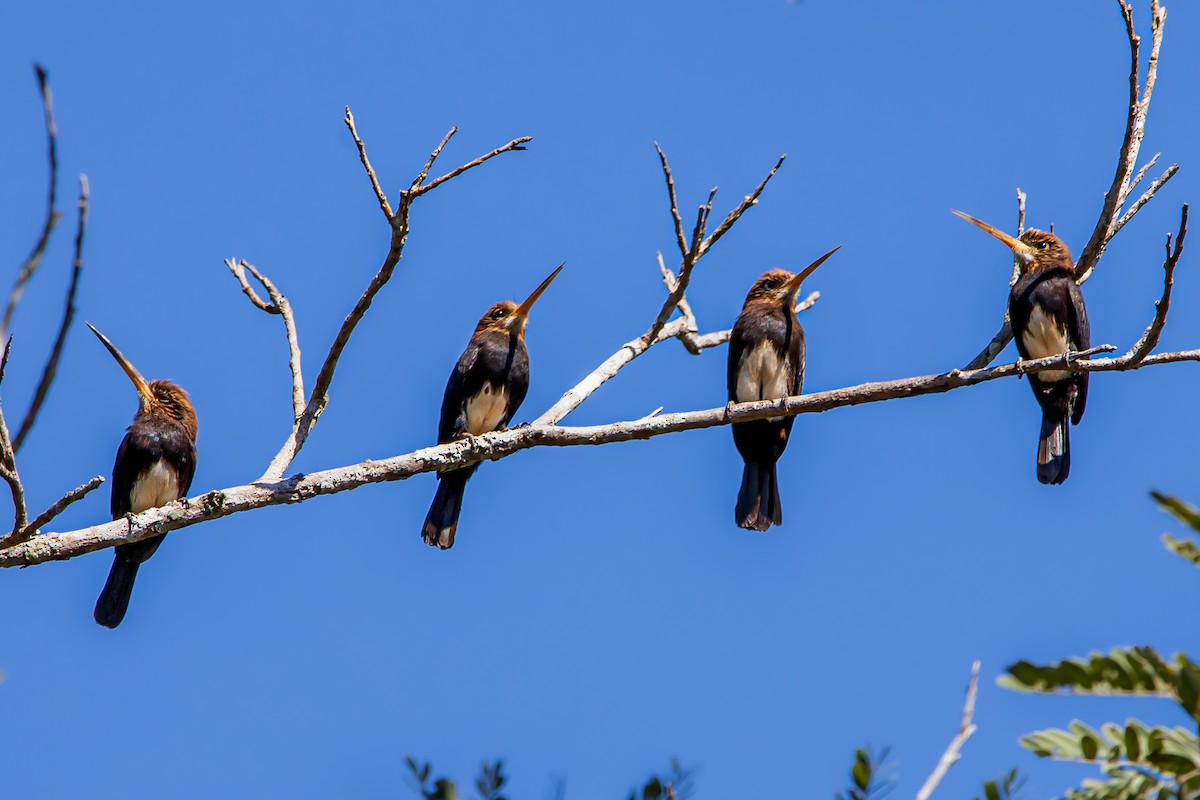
[2,2,1198,798]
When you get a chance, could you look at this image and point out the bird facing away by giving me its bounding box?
[88,323,198,628]
[953,210,1090,484]
[728,247,840,531]
[422,264,563,549]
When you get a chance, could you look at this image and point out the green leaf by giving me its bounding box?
[1151,491,1200,532]
[1001,649,1176,698]
[975,768,1023,800]
[851,750,870,791]
[1162,533,1200,569]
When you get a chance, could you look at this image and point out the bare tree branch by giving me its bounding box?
[0,339,27,535]
[256,114,531,482]
[10,337,1200,568]
[1123,204,1187,365]
[915,661,981,800]
[13,174,89,452]
[1111,163,1179,240]
[697,154,785,260]
[534,149,787,426]
[3,64,61,343]
[226,259,305,422]
[343,107,393,221]
[1075,0,1170,283]
[410,127,457,192]
[22,475,104,537]
[410,135,532,199]
[966,0,1172,371]
[654,143,689,259]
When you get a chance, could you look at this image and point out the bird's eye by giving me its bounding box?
[1037,241,1051,251]
[492,308,507,319]
[761,280,776,290]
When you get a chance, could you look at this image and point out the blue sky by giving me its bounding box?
[2,1,1198,798]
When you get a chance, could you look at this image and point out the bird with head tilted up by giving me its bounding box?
[422,264,563,549]
[953,210,1091,485]
[728,247,840,531]
[87,323,197,628]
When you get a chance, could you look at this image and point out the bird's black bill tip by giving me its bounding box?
[515,262,565,317]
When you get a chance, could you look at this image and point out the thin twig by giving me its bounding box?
[20,475,105,540]
[1111,163,1179,240]
[697,154,786,259]
[13,175,89,452]
[226,259,306,421]
[344,107,393,221]
[1011,187,1027,286]
[1128,151,1161,193]
[915,661,981,800]
[410,127,457,191]
[1123,204,1187,365]
[410,136,532,199]
[4,64,61,343]
[0,339,28,535]
[655,143,689,259]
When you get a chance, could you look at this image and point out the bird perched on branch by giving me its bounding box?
[728,247,840,531]
[422,264,563,549]
[87,323,198,628]
[953,210,1090,484]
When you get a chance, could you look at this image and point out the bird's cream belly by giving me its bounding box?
[465,383,509,436]
[1021,305,1070,381]
[129,459,179,514]
[736,342,791,403]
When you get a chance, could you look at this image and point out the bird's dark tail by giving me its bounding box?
[422,470,470,549]
[1037,405,1071,485]
[735,460,782,531]
[94,555,139,629]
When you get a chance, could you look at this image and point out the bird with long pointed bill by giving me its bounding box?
[953,210,1091,484]
[728,246,840,531]
[87,323,198,628]
[422,264,563,549]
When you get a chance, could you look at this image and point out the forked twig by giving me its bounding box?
[4,64,61,343]
[1123,204,1187,365]
[966,0,1174,371]
[13,174,89,451]
[226,259,305,422]
[256,112,531,482]
[534,146,787,426]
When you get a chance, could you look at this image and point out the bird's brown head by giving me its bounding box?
[87,323,198,442]
[952,210,1074,273]
[472,263,564,337]
[742,246,841,307]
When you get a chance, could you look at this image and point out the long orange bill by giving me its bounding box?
[514,262,565,318]
[951,209,1035,261]
[781,245,842,295]
[87,323,153,405]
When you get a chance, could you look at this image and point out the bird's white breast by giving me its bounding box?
[736,341,791,403]
[129,459,179,514]
[1021,305,1070,381]
[465,382,509,436]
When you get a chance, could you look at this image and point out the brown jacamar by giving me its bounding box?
[953,210,1091,484]
[422,264,563,549]
[728,247,840,531]
[88,323,198,628]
